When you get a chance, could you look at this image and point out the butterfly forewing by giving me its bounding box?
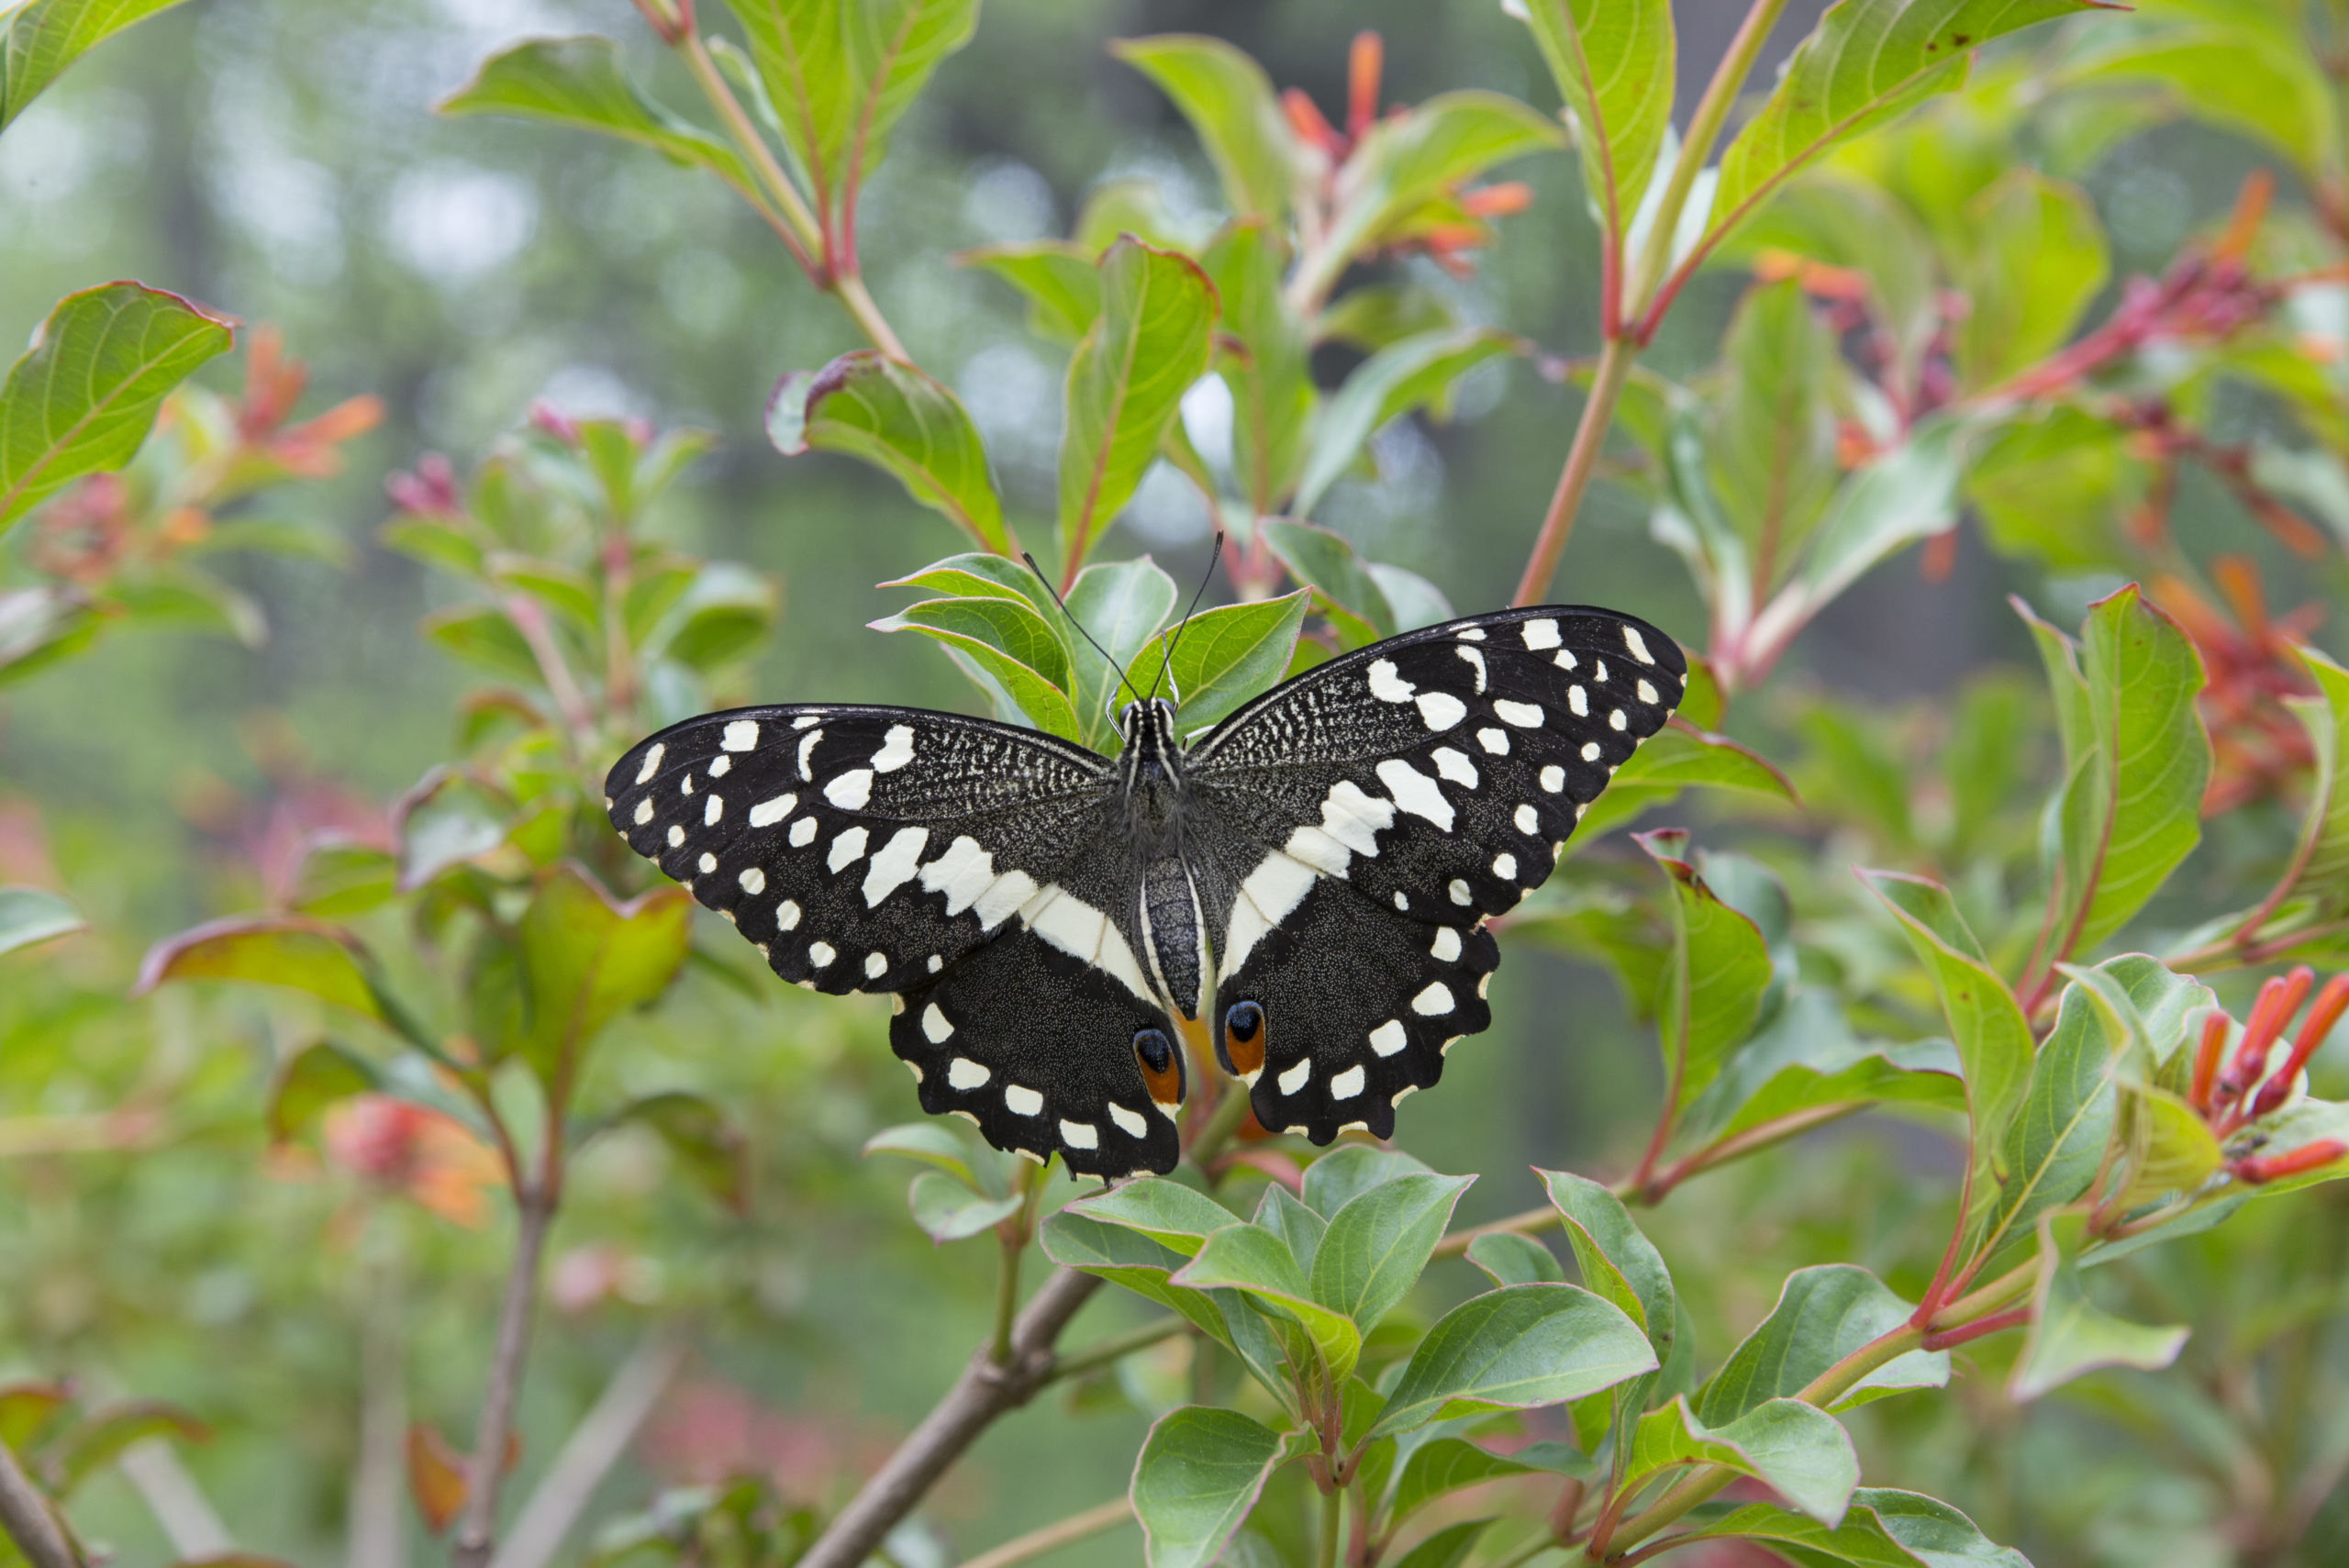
[1185,606,1686,1143]
[604,705,1114,993]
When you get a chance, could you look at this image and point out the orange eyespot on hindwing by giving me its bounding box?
[1133,1027,1184,1108]
[1220,1000,1265,1077]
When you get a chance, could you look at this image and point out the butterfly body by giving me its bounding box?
[605,605,1686,1179]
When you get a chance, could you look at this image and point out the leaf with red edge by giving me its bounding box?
[137,916,387,1020]
[516,863,692,1091]
[46,1400,211,1497]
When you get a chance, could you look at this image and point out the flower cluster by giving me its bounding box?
[2189,965,2349,1181]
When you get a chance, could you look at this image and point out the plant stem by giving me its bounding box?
[1041,1317,1186,1387]
[956,1497,1134,1568]
[796,1267,1103,1568]
[1189,1080,1257,1172]
[673,28,823,273]
[0,1439,77,1568]
[452,1189,556,1568]
[1316,1480,1342,1568]
[1513,332,1634,606]
[1625,0,1791,341]
[835,272,913,363]
[490,1329,688,1568]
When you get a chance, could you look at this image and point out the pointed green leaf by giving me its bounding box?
[1680,1492,2029,1568]
[1,283,234,533]
[517,863,692,1088]
[861,1120,987,1192]
[1514,0,1674,239]
[1710,277,1841,593]
[1123,589,1311,735]
[1299,1143,1432,1218]
[1252,1184,1326,1273]
[1627,1396,1860,1528]
[1039,1211,1243,1349]
[1389,1520,1495,1568]
[1110,36,1302,220]
[1294,328,1521,518]
[1572,722,1795,841]
[1058,239,1218,572]
[1316,92,1564,277]
[1130,1407,1296,1568]
[1172,1222,1363,1378]
[1201,219,1313,514]
[2,0,192,129]
[1074,1176,1241,1258]
[1464,1231,1564,1288]
[46,1400,209,1497]
[1954,171,2109,393]
[1260,519,1395,645]
[1974,977,2120,1261]
[1368,1284,1656,1440]
[2273,645,2349,915]
[437,37,752,188]
[1708,0,2116,246]
[137,917,388,1021]
[1862,870,2034,1191]
[1635,829,1773,1106]
[907,1171,1023,1241]
[0,885,83,957]
[1540,1169,1675,1362]
[1063,557,1179,750]
[769,351,1008,553]
[2011,1210,2187,1399]
[1308,1173,1474,1334]
[1697,1265,1948,1423]
[1685,989,1962,1145]
[266,1041,383,1144]
[1389,1440,1538,1526]
[871,595,1082,740]
[959,241,1102,343]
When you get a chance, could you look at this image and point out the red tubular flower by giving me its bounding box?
[2189,1008,2231,1111]
[2237,1140,2348,1184]
[1281,87,1342,159]
[2252,973,2349,1118]
[2224,965,2314,1099]
[1346,31,1382,141]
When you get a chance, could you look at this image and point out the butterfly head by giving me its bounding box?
[1117,697,1184,785]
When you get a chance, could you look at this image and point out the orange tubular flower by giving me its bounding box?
[2152,561,2321,815]
[2180,970,2349,1193]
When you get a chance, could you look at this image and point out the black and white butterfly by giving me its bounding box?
[604,605,1685,1179]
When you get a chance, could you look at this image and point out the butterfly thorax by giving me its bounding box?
[1115,698,1208,1020]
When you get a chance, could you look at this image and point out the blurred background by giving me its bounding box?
[0,0,2317,1564]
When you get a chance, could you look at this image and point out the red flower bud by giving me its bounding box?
[2189,1007,2230,1112]
[2225,966,2313,1097]
[2236,1140,2348,1184]
[2250,973,2349,1118]
[1347,32,1383,140]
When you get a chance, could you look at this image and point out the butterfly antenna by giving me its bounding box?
[1152,531,1224,702]
[1022,551,1151,711]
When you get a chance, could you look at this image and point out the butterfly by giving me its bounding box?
[604,601,1686,1179]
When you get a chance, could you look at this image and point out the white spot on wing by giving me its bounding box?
[828,827,869,872]
[1367,658,1415,704]
[1369,1019,1408,1056]
[698,852,716,873]
[1285,826,1353,876]
[918,836,998,917]
[1412,982,1455,1016]
[792,715,821,729]
[1610,708,1628,731]
[1319,781,1393,857]
[1277,1060,1310,1095]
[1108,1103,1148,1138]
[1431,928,1462,962]
[1455,645,1486,691]
[722,720,759,752]
[1521,617,1561,651]
[1515,804,1539,834]
[1376,758,1455,830]
[923,1004,953,1043]
[634,743,665,784]
[1595,658,1609,683]
[927,954,942,973]
[1456,627,1486,641]
[1624,625,1655,663]
[1476,727,1509,755]
[825,769,874,810]
[973,869,1041,931]
[948,1056,989,1089]
[1022,884,1156,1001]
[1330,1065,1366,1099]
[863,827,932,907]
[708,756,729,777]
[1448,878,1471,906]
[1496,699,1544,728]
[633,798,653,825]
[789,817,818,847]
[749,793,796,828]
[808,941,836,967]
[1638,679,1660,704]
[1431,748,1477,789]
[796,728,823,781]
[871,725,916,772]
[1416,691,1467,731]
[1568,685,1588,717]
[777,900,800,930]
[1581,742,1601,761]
[1555,649,1578,670]
[1493,852,1519,880]
[668,825,685,847]
[1059,1118,1099,1150]
[1394,891,1408,910]
[705,795,723,826]
[1005,1084,1044,1117]
[864,951,887,978]
[1220,851,1318,980]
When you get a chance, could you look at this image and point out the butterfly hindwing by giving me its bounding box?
[603,704,1114,995]
[892,927,1184,1178]
[1185,606,1685,1140]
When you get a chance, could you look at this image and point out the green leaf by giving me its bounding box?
[2073,22,2334,179]
[2118,1084,2221,1207]
[2271,645,2349,917]
[1684,989,1963,1146]
[871,595,1082,740]
[1635,829,1773,1106]
[1513,0,1675,240]
[0,283,234,534]
[584,1091,748,1211]
[0,1384,70,1453]
[1696,1265,1949,1423]
[958,240,1102,343]
[0,885,83,957]
[1063,557,1179,750]
[1964,405,2143,573]
[1308,1173,1474,1334]
[768,351,1008,553]
[1,0,191,129]
[265,1041,382,1143]
[1172,1222,1363,1379]
[1260,519,1395,645]
[1122,589,1311,735]
[1572,724,1796,841]
[1973,977,2118,1266]
[2035,586,2211,961]
[137,917,388,1021]
[1862,870,2034,1198]
[1293,328,1521,518]
[1130,1407,1295,1568]
[1540,1169,1675,1362]
[1626,1396,1859,1527]
[437,37,751,188]
[516,863,693,1089]
[863,1120,991,1193]
[2011,1210,2187,1399]
[907,1171,1023,1242]
[1317,92,1565,279]
[44,1400,209,1497]
[1367,564,1455,633]
[652,561,780,673]
[1252,1183,1326,1273]
[1388,1520,1494,1568]
[1464,1232,1564,1287]
[1058,239,1219,572]
[1074,1177,1241,1258]
[1109,36,1301,220]
[1389,1440,1537,1526]
[1708,0,2114,246]
[1368,1284,1657,1440]
[1954,171,2108,393]
[1712,173,1939,392]
[1709,277,1841,594]
[0,584,104,684]
[1039,1211,1242,1351]
[1201,219,1313,515]
[1681,1491,2030,1568]
[1299,1144,1432,1218]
